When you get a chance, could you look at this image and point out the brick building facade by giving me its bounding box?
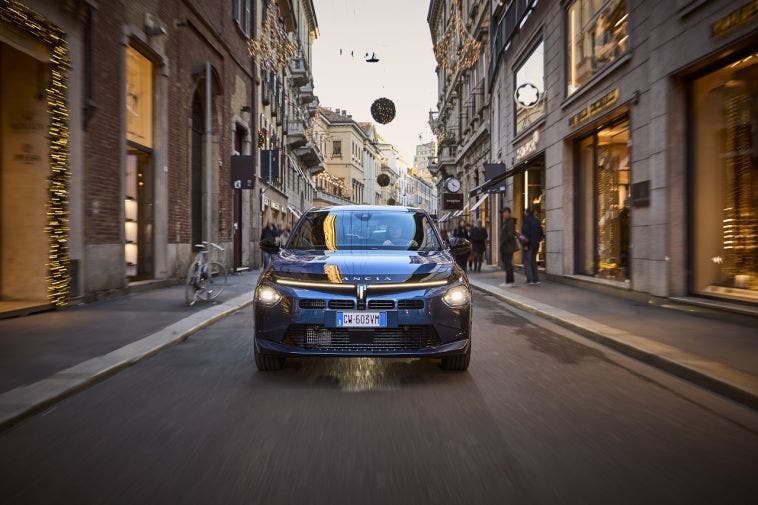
[0,0,269,313]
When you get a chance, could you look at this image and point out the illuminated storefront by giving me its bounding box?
[576,118,631,282]
[691,52,757,302]
[0,2,69,309]
[125,45,154,280]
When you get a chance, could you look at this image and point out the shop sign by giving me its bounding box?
[711,0,758,38]
[569,88,620,127]
[515,129,540,163]
[442,192,464,210]
[631,180,650,207]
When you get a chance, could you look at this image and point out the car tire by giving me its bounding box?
[441,343,471,371]
[254,340,285,371]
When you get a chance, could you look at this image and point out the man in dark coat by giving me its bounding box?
[261,222,278,268]
[521,207,543,284]
[469,219,488,273]
[452,219,469,271]
[499,207,517,286]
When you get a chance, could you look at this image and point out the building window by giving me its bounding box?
[234,0,252,37]
[332,140,342,157]
[567,0,629,96]
[577,118,631,282]
[691,52,758,302]
[514,40,544,135]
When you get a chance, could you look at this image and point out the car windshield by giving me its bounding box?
[288,209,442,252]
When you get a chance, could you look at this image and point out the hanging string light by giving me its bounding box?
[0,0,71,307]
[249,0,297,71]
[433,0,482,73]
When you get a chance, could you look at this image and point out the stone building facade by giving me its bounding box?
[428,0,493,253]
[487,0,758,304]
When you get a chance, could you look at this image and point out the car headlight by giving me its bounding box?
[256,285,282,305]
[442,285,470,307]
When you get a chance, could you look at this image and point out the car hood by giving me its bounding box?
[269,249,456,284]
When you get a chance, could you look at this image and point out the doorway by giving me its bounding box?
[0,40,50,308]
[191,91,203,248]
[125,149,154,280]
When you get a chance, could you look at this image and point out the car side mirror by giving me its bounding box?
[260,237,280,254]
[447,237,472,257]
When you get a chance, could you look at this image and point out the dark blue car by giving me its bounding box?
[253,206,473,371]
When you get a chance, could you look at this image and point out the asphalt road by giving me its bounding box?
[1,292,757,505]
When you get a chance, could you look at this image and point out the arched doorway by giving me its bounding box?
[190,91,203,248]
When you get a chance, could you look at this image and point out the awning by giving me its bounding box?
[287,204,302,218]
[469,194,489,212]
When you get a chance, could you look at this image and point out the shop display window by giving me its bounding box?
[577,119,631,282]
[691,53,758,302]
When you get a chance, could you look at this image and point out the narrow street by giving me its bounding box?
[1,293,756,505]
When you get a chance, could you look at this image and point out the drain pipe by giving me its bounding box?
[205,61,212,244]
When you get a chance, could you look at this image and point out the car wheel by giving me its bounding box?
[254,340,285,371]
[441,344,471,371]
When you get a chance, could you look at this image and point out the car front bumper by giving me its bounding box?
[253,282,471,358]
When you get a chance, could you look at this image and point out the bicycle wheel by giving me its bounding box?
[185,262,200,306]
[200,261,227,301]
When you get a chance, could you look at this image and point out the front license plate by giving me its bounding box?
[336,312,387,328]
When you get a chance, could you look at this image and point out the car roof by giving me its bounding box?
[305,205,427,213]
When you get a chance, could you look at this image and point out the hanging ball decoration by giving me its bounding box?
[377,173,391,187]
[371,98,396,124]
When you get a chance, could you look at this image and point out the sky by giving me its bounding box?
[311,0,438,162]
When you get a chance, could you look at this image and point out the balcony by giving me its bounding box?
[286,120,307,149]
[294,142,324,176]
[299,83,315,105]
[307,96,320,117]
[438,144,457,165]
[289,54,309,87]
[315,189,352,207]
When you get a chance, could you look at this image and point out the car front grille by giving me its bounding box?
[299,298,326,309]
[397,299,424,310]
[367,299,395,310]
[328,299,356,310]
[282,325,441,352]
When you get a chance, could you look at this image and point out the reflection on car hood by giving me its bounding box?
[270,249,455,284]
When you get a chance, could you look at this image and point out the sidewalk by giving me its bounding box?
[0,271,260,395]
[469,267,758,409]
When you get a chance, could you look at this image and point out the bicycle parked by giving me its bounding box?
[185,241,228,306]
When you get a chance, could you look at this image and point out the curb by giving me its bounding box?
[0,292,254,432]
[470,281,758,411]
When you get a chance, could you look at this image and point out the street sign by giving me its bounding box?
[230,155,255,189]
[442,192,464,210]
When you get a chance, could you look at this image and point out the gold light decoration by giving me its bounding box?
[249,0,297,71]
[370,98,396,124]
[433,0,482,73]
[0,0,71,307]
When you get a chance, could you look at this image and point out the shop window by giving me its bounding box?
[691,53,758,303]
[567,0,629,96]
[514,40,545,135]
[577,119,631,281]
[513,163,546,267]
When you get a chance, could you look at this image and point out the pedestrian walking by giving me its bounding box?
[499,207,517,286]
[277,227,291,248]
[452,219,470,271]
[521,207,543,285]
[469,219,488,273]
[261,221,278,268]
